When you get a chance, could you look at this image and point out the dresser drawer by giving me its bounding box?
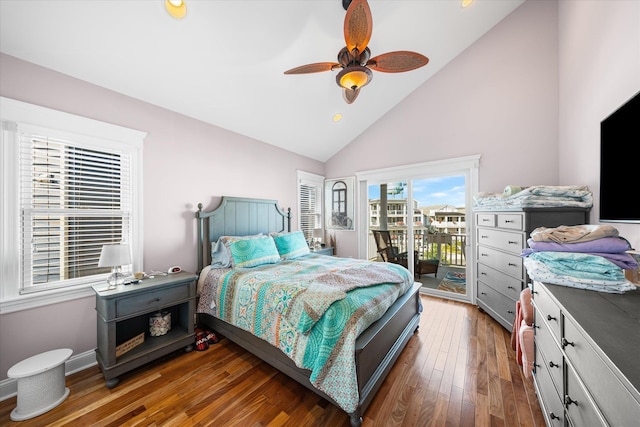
[477,281,517,326]
[564,315,640,427]
[477,245,524,280]
[476,213,496,228]
[534,320,563,393]
[533,350,565,427]
[565,362,605,426]
[116,285,190,318]
[476,263,522,300]
[477,228,524,255]
[497,213,524,230]
[531,282,561,342]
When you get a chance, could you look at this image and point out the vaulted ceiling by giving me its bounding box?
[0,0,524,161]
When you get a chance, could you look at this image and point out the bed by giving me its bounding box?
[195,196,422,427]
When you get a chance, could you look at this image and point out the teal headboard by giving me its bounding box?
[196,196,291,272]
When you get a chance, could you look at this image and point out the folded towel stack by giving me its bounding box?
[521,224,637,293]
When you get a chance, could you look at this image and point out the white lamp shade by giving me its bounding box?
[98,244,132,268]
[312,228,324,239]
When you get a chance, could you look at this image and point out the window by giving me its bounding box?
[297,170,324,243]
[1,97,145,312]
[356,155,479,303]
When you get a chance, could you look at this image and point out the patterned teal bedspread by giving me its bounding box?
[197,254,414,413]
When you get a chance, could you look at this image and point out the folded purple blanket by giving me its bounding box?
[524,236,631,254]
[521,236,637,270]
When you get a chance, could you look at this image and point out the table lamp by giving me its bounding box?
[98,244,131,289]
[312,228,323,249]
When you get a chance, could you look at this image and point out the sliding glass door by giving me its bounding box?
[357,156,479,303]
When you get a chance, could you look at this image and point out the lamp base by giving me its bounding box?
[106,268,126,290]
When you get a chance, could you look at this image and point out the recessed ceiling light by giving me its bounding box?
[333,113,343,122]
[165,0,187,19]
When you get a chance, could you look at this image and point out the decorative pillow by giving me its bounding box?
[227,235,281,268]
[211,233,263,268]
[273,230,310,259]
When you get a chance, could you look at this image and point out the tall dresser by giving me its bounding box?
[531,281,640,426]
[474,208,589,330]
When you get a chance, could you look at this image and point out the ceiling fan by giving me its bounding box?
[284,0,429,104]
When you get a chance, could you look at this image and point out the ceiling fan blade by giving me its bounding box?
[284,62,341,74]
[343,88,360,104]
[368,51,429,73]
[344,0,372,55]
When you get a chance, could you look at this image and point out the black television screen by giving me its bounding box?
[599,90,640,223]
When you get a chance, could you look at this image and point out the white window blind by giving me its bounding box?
[297,171,324,242]
[19,131,133,293]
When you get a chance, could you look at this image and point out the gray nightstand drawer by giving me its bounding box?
[116,285,189,317]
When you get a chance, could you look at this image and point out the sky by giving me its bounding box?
[368,175,466,208]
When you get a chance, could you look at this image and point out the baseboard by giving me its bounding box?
[0,349,97,402]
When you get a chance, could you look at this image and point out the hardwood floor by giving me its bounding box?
[0,295,545,426]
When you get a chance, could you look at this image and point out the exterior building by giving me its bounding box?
[426,205,466,236]
[368,199,467,266]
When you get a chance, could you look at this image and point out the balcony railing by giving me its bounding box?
[368,230,466,267]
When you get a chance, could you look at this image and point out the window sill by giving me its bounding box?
[0,284,96,314]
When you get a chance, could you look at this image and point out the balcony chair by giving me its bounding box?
[372,230,409,267]
[372,230,439,279]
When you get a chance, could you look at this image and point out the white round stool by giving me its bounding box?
[7,348,72,421]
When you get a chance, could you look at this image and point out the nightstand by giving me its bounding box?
[92,271,197,388]
[311,246,334,256]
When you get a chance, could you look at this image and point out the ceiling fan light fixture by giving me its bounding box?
[336,65,372,91]
[165,0,186,19]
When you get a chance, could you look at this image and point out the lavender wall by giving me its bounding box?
[558,0,640,250]
[0,54,323,380]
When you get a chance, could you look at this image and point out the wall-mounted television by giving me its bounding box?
[599,90,640,223]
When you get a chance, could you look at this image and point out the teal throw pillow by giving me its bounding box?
[228,235,280,268]
[273,231,310,260]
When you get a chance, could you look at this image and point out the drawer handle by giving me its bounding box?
[481,235,488,238]
[547,314,557,321]
[561,338,575,348]
[549,412,560,420]
[564,395,577,406]
[508,241,518,244]
[481,292,486,295]
[507,285,514,290]
[507,310,514,314]
[480,272,487,276]
[481,253,488,257]
[154,298,161,302]
[508,262,517,267]
[482,218,490,222]
[505,220,514,223]
[548,361,559,368]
